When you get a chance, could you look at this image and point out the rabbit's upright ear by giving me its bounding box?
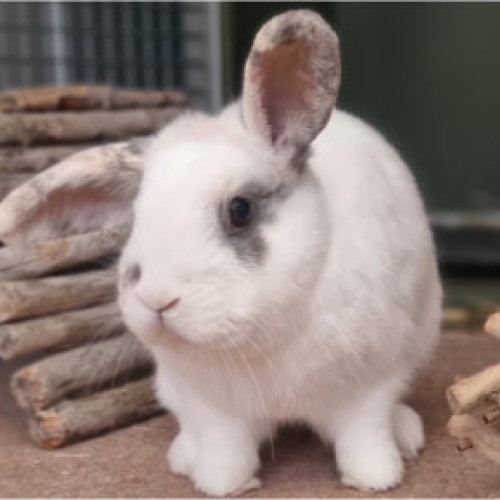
[242,10,341,162]
[0,138,148,245]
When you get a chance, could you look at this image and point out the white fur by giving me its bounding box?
[118,12,442,497]
[118,107,441,495]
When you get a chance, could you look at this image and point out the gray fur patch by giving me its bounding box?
[120,263,141,288]
[218,181,289,264]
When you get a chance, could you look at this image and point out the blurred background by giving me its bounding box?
[1,1,499,327]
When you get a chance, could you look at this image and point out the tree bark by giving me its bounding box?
[11,333,153,410]
[0,107,184,146]
[28,377,163,449]
[0,268,117,323]
[0,302,124,360]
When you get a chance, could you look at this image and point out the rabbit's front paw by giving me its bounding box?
[338,439,403,491]
[167,431,196,476]
[191,439,260,496]
[393,403,424,459]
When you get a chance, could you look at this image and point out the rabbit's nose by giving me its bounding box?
[156,297,181,313]
[135,290,181,315]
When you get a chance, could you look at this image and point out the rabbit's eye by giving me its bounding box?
[228,196,253,228]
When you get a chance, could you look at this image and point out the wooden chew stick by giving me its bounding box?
[485,311,500,341]
[0,107,183,145]
[0,268,117,324]
[11,334,153,410]
[0,85,187,112]
[448,414,500,466]
[457,438,473,452]
[483,405,500,425]
[0,302,124,360]
[28,377,163,449]
[0,224,130,281]
[446,363,500,414]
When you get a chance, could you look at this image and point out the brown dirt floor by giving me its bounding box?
[1,331,500,497]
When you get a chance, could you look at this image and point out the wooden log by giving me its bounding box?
[0,107,184,146]
[483,405,500,425]
[11,334,153,410]
[0,268,117,324]
[457,438,473,451]
[0,140,145,245]
[447,362,500,414]
[28,376,163,449]
[0,224,131,281]
[448,414,500,466]
[485,311,500,341]
[0,85,188,112]
[0,173,31,200]
[486,391,500,405]
[0,144,103,173]
[0,302,124,360]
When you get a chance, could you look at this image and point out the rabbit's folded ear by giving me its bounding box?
[242,10,341,161]
[0,138,148,245]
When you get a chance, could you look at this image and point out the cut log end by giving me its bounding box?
[29,409,66,449]
[11,366,43,409]
[448,414,500,467]
[28,377,163,449]
[446,363,500,415]
[485,311,500,341]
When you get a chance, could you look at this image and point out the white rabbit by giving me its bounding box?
[117,9,442,496]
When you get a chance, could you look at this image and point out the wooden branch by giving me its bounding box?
[0,268,117,324]
[28,376,163,449]
[457,438,473,451]
[483,405,500,425]
[0,173,31,200]
[485,311,500,341]
[0,302,124,360]
[448,414,500,466]
[0,85,187,112]
[446,362,500,414]
[11,334,153,410]
[486,391,500,405]
[0,107,184,146]
[0,140,144,245]
[0,224,130,281]
[0,144,103,173]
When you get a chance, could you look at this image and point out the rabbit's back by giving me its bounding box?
[309,109,441,384]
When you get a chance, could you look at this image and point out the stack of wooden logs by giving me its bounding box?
[0,86,189,448]
[0,85,188,200]
[447,311,500,465]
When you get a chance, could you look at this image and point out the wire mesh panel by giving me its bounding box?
[65,2,183,90]
[0,2,183,90]
[0,2,221,111]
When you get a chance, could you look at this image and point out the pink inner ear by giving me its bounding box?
[3,184,128,243]
[252,38,314,144]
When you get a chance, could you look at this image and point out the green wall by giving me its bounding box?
[222,2,500,212]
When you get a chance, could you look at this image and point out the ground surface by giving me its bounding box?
[1,331,500,497]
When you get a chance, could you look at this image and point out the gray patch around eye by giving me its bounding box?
[121,263,141,288]
[228,230,267,264]
[218,182,290,264]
